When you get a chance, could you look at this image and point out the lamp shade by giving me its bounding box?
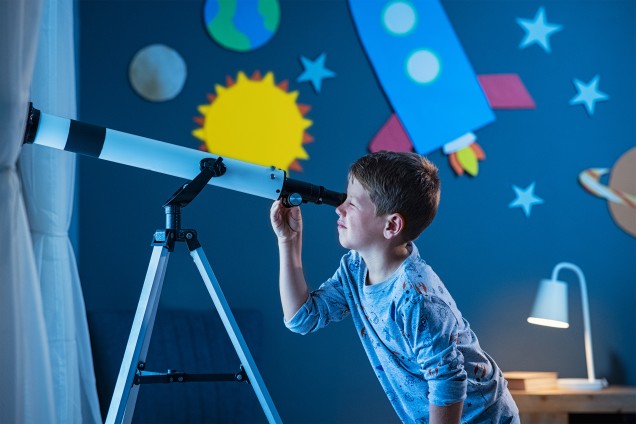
[527,278,569,328]
[526,263,605,390]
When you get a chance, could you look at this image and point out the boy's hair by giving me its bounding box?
[349,151,440,242]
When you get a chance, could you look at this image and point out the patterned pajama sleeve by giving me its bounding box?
[401,295,468,406]
[285,270,351,335]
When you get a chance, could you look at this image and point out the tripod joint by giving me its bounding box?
[152,228,201,251]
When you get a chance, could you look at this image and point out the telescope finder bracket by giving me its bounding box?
[163,157,226,210]
[156,157,226,251]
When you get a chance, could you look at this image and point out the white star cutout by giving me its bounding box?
[509,182,544,218]
[516,7,563,53]
[569,75,610,116]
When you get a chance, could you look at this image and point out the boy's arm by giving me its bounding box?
[270,200,309,320]
[430,401,463,424]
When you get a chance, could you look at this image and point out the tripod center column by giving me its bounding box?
[164,205,181,230]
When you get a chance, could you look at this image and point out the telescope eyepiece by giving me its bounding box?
[281,178,346,208]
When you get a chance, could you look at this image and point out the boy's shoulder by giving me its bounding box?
[395,259,436,299]
[394,256,452,304]
[340,249,362,267]
[335,249,365,281]
[394,258,464,325]
[401,243,436,283]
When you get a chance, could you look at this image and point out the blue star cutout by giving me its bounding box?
[296,52,336,93]
[508,182,544,218]
[516,7,563,53]
[569,75,610,116]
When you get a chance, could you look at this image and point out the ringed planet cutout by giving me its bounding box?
[578,147,636,237]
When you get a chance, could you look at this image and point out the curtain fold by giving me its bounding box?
[0,0,57,422]
[19,0,102,422]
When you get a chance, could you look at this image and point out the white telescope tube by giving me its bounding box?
[23,104,285,200]
[23,104,347,206]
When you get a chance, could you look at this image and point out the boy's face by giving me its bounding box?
[335,177,388,251]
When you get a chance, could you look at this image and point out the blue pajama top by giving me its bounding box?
[286,243,519,423]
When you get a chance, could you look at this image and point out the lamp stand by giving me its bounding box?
[552,262,605,391]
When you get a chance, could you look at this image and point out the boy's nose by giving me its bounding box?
[335,204,343,217]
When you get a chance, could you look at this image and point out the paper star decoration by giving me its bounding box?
[569,75,610,116]
[516,7,562,53]
[509,182,544,218]
[296,52,336,93]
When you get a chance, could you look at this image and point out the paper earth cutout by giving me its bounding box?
[203,0,280,52]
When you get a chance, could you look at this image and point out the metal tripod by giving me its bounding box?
[105,158,282,424]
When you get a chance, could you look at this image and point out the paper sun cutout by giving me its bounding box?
[569,75,610,116]
[509,182,544,218]
[516,7,562,53]
[192,71,313,172]
[296,53,336,93]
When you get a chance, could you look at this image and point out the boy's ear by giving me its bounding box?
[384,213,405,239]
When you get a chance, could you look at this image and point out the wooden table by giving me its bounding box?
[510,386,636,424]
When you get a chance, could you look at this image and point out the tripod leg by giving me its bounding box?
[106,245,170,424]
[190,247,283,424]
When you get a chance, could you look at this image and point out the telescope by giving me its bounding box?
[22,103,346,208]
[20,104,348,423]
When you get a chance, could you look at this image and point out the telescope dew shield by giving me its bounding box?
[23,104,285,200]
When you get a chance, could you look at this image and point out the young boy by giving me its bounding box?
[270,151,519,423]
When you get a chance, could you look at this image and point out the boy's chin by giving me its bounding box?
[337,234,350,249]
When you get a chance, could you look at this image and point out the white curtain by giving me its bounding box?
[19,0,102,423]
[0,0,57,423]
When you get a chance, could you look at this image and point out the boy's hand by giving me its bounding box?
[270,199,302,242]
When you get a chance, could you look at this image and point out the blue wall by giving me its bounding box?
[77,1,635,422]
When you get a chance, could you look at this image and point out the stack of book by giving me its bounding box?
[503,371,558,390]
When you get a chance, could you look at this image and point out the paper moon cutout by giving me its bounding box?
[579,147,636,237]
[129,44,187,102]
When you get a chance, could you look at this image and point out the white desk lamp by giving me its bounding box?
[527,262,606,390]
